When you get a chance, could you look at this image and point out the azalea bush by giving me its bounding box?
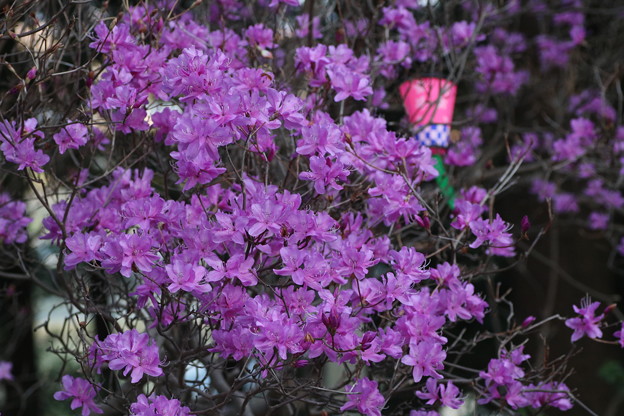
[1,0,624,415]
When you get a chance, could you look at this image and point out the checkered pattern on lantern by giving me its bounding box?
[416,124,450,148]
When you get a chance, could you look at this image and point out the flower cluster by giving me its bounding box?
[341,378,386,416]
[0,118,48,173]
[0,193,31,244]
[130,394,193,416]
[53,375,103,416]
[479,346,572,411]
[90,329,162,383]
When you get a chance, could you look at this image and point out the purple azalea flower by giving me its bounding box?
[205,253,257,286]
[165,259,211,293]
[254,314,305,360]
[565,298,604,342]
[328,65,373,102]
[0,193,31,244]
[0,361,14,381]
[340,378,385,416]
[415,377,439,405]
[64,232,103,269]
[525,382,573,411]
[439,381,463,409]
[0,119,49,173]
[614,324,624,348]
[53,122,89,154]
[53,375,103,416]
[245,24,276,49]
[130,394,193,416]
[296,121,343,156]
[299,156,349,195]
[118,234,160,277]
[449,20,483,48]
[588,212,609,230]
[295,14,322,39]
[401,340,446,382]
[95,329,163,383]
[268,0,299,7]
[469,214,515,257]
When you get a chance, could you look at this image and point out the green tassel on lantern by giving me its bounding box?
[432,153,456,210]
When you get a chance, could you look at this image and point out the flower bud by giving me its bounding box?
[360,332,376,350]
[322,311,341,335]
[521,215,530,234]
[26,67,37,80]
[415,213,430,229]
[521,315,536,328]
[292,359,309,368]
